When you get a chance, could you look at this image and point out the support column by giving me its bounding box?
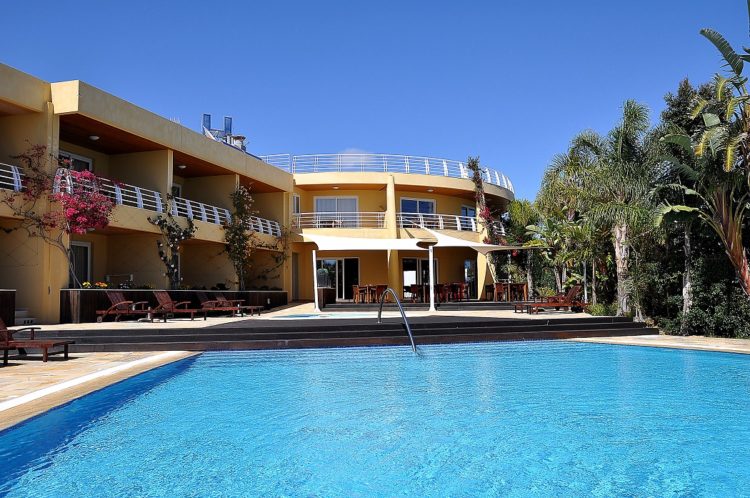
[386,174,397,236]
[387,249,400,295]
[312,248,320,312]
[428,245,436,311]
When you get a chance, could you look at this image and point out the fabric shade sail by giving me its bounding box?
[422,228,525,254]
[302,233,426,252]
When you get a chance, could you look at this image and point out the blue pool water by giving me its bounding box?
[2,342,750,496]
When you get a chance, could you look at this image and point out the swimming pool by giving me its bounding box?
[2,342,750,496]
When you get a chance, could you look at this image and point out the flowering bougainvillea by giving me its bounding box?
[0,145,115,288]
[467,156,507,282]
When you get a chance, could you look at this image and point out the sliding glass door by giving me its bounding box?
[316,257,359,301]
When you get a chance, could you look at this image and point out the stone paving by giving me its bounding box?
[571,334,750,355]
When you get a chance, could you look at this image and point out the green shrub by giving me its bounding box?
[588,303,615,316]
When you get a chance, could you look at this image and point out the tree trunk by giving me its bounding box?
[613,223,630,316]
[554,268,562,293]
[591,259,597,305]
[561,265,567,287]
[681,224,692,334]
[526,250,533,297]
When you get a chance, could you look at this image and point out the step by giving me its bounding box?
[68,327,658,353]
[55,321,648,345]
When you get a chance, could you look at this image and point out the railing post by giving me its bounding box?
[443,160,448,177]
[405,156,410,173]
[424,158,430,175]
[134,187,144,209]
[154,192,163,212]
[471,218,476,232]
[455,216,461,230]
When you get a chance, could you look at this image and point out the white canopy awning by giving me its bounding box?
[303,233,426,251]
[423,228,525,255]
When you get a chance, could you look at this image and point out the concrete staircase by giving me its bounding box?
[34,316,658,353]
[14,309,36,326]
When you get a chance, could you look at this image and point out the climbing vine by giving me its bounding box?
[467,156,506,282]
[148,199,197,290]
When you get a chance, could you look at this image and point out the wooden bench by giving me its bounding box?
[1,318,74,364]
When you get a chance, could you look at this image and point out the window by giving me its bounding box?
[314,197,358,227]
[59,150,93,172]
[400,198,436,228]
[400,198,435,214]
[460,205,477,230]
[461,205,476,217]
[292,194,301,214]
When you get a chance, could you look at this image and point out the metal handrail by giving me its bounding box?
[258,153,514,193]
[377,287,417,354]
[398,212,479,232]
[293,211,386,229]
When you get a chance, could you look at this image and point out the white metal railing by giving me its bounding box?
[0,162,23,192]
[54,168,165,212]
[171,196,231,225]
[247,215,282,237]
[398,212,480,232]
[293,211,386,229]
[52,168,281,236]
[259,153,514,193]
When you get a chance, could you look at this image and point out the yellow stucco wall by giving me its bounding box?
[181,242,236,289]
[107,233,168,288]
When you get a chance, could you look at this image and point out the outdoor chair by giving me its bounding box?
[152,291,206,321]
[0,318,74,365]
[215,293,263,316]
[513,285,584,314]
[96,290,151,322]
[195,292,242,317]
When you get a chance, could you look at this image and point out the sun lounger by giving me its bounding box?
[153,291,206,322]
[195,292,243,317]
[96,290,151,322]
[215,293,263,316]
[0,318,74,364]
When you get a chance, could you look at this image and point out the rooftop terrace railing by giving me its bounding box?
[258,153,514,193]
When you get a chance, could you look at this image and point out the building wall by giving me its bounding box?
[181,242,235,289]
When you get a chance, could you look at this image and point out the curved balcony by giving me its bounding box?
[51,168,282,237]
[0,162,23,192]
[259,153,514,193]
[398,213,480,232]
[293,212,385,229]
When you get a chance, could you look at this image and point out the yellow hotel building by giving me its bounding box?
[0,63,514,323]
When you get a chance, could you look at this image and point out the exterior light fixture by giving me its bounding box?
[177,164,187,170]
[89,135,100,141]
[332,186,340,190]
[427,189,434,193]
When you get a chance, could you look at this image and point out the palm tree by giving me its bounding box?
[572,101,661,316]
[658,4,750,298]
[506,199,540,294]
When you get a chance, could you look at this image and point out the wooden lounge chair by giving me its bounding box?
[215,293,263,316]
[153,291,206,321]
[0,318,74,365]
[96,290,151,322]
[513,285,584,314]
[195,292,242,317]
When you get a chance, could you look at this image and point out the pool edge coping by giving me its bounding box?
[0,351,198,431]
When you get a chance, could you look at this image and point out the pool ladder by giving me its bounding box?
[377,288,417,353]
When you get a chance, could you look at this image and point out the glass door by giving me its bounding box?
[316,258,359,301]
[464,258,477,299]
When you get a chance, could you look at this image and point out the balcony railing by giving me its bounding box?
[52,168,282,237]
[258,153,514,193]
[293,212,386,229]
[398,212,480,232]
[0,162,23,192]
[171,196,231,225]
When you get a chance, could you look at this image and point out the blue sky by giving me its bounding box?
[1,1,746,199]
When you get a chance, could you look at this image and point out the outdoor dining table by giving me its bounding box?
[494,282,528,302]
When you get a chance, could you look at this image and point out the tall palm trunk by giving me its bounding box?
[526,250,533,297]
[591,259,597,305]
[613,222,630,316]
[681,224,692,330]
